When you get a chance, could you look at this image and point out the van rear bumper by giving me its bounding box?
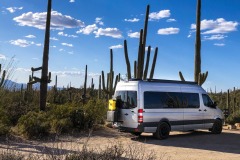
[119,123,144,133]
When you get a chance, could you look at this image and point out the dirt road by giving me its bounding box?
[0,127,239,160]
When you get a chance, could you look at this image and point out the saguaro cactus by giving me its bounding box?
[102,49,119,99]
[0,64,6,88]
[124,5,158,80]
[179,0,208,86]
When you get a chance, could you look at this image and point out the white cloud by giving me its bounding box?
[58,31,78,38]
[61,43,73,47]
[77,24,98,35]
[157,27,180,35]
[109,44,123,49]
[203,34,227,40]
[128,31,140,38]
[25,35,36,38]
[50,37,59,41]
[191,18,238,34]
[93,28,123,38]
[95,17,104,25]
[13,11,85,30]
[166,18,176,22]
[0,54,6,60]
[35,43,42,46]
[59,49,65,52]
[69,0,75,2]
[214,43,225,46]
[149,10,171,20]
[9,39,33,47]
[124,18,140,22]
[6,7,23,13]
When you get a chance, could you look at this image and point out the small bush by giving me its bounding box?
[83,100,107,129]
[0,150,24,160]
[0,108,11,135]
[17,111,50,139]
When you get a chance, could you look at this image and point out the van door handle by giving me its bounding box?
[124,113,128,116]
[204,109,207,112]
[198,109,202,111]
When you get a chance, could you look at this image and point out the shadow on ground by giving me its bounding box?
[132,129,240,155]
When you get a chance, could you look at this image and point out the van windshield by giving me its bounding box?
[114,91,137,109]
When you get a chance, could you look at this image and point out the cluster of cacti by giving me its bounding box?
[0,64,6,88]
[124,5,158,80]
[179,0,208,86]
[102,49,120,99]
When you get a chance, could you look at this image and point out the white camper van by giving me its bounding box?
[107,79,224,139]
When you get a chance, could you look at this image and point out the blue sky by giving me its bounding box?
[0,0,239,92]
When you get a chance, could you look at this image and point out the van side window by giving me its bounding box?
[144,92,200,109]
[181,93,200,108]
[115,91,137,109]
[202,94,214,107]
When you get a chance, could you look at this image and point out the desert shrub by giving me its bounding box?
[0,151,24,160]
[226,110,240,125]
[47,103,84,133]
[0,108,11,135]
[83,99,107,129]
[17,111,50,139]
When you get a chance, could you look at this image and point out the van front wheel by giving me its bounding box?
[155,122,170,140]
[211,119,222,134]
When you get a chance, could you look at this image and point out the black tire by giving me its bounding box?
[211,119,222,134]
[155,122,170,140]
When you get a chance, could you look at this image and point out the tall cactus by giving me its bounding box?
[102,49,119,99]
[124,5,158,80]
[82,65,87,99]
[0,64,6,88]
[39,0,52,111]
[179,0,208,86]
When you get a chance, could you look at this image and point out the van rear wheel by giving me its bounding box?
[155,122,170,139]
[211,119,222,134]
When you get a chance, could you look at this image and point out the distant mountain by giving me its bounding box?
[2,80,53,90]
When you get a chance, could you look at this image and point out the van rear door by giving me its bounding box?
[115,91,138,128]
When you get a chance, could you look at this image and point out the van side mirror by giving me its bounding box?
[212,101,217,108]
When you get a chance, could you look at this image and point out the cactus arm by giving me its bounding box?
[179,71,185,81]
[137,29,143,79]
[124,40,131,80]
[149,47,158,79]
[143,46,151,80]
[134,60,137,79]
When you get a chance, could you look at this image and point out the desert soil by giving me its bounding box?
[0,127,240,160]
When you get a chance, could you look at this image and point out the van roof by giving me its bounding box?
[129,79,197,85]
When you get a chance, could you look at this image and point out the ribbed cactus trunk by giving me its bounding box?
[40,0,51,111]
[194,0,201,82]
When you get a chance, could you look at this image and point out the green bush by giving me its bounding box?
[47,103,85,133]
[17,111,50,139]
[83,100,107,128]
[0,108,11,135]
[226,110,240,125]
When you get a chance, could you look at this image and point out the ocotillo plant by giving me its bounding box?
[0,64,6,88]
[179,0,208,86]
[124,5,158,80]
[102,49,119,99]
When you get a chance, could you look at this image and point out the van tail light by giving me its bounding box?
[138,109,143,123]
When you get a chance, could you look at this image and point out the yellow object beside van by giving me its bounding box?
[108,99,116,111]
